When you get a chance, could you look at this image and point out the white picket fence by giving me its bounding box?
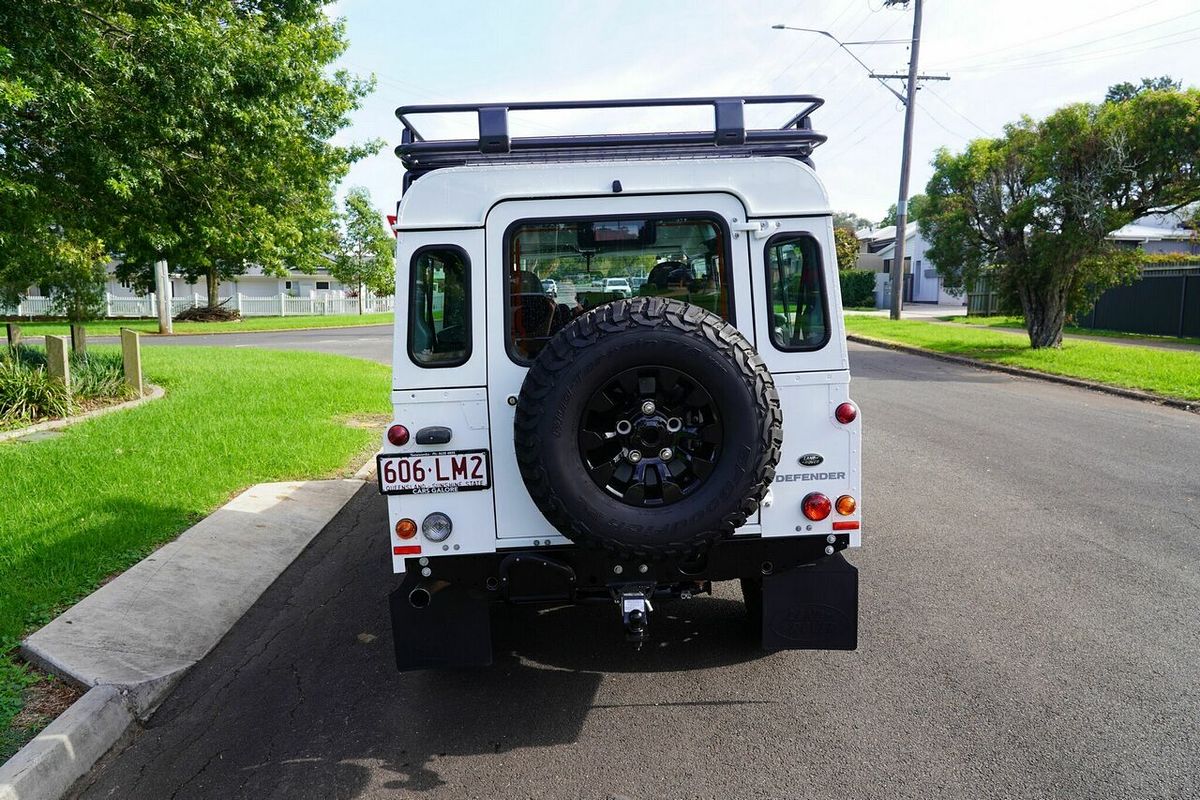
[3,292,394,319]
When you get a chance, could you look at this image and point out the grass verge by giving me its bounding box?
[844,316,1200,402]
[6,312,394,337]
[0,345,388,760]
[949,315,1200,348]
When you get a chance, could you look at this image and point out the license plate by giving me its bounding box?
[377,449,490,495]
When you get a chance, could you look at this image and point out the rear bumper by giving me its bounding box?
[403,532,852,602]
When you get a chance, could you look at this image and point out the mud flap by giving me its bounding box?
[389,572,493,670]
[761,552,858,651]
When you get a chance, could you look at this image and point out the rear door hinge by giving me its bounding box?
[731,219,774,239]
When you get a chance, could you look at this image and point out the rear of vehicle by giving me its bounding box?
[381,97,860,668]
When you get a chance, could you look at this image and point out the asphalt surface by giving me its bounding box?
[74,337,1200,800]
[95,324,395,363]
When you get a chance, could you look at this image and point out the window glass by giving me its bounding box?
[316,281,330,290]
[506,216,730,362]
[409,247,470,367]
[765,234,828,350]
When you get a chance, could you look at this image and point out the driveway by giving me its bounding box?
[73,342,1200,800]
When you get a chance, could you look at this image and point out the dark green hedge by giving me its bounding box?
[839,270,876,308]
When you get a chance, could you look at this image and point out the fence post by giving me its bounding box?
[5,323,20,348]
[105,292,113,318]
[70,323,87,355]
[235,292,243,313]
[45,335,71,391]
[120,328,144,396]
[279,293,286,317]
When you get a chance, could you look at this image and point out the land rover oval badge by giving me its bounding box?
[799,453,824,467]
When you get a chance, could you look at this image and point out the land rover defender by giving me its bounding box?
[380,96,861,669]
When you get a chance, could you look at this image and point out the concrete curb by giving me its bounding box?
[0,384,165,444]
[847,334,1199,414]
[0,687,134,800]
[2,471,375,800]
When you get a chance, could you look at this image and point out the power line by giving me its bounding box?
[937,0,1164,65]
[923,87,990,136]
[954,25,1200,74]
[947,7,1200,71]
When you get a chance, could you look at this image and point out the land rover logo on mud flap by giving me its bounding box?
[798,453,823,467]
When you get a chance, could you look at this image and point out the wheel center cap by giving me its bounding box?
[635,419,665,447]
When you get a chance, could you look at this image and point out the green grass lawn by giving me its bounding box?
[950,315,1200,348]
[844,316,1200,402]
[0,346,388,758]
[6,312,394,338]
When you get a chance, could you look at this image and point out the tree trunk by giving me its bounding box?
[358,282,364,315]
[1021,290,1067,349]
[206,268,220,309]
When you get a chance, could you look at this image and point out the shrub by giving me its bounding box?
[839,270,877,308]
[71,351,135,401]
[0,352,71,425]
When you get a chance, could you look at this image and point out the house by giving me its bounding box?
[871,224,962,305]
[1106,222,1196,255]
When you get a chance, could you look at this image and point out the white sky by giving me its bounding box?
[329,0,1200,224]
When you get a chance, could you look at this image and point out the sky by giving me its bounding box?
[327,0,1200,226]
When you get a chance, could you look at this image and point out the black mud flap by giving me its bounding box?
[389,572,493,670]
[761,552,858,651]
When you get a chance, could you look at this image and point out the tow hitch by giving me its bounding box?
[615,583,655,647]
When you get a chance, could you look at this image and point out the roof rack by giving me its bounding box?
[394,95,826,178]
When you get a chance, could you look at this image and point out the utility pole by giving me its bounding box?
[885,0,923,320]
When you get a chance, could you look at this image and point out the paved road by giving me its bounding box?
[95,324,395,364]
[74,342,1200,800]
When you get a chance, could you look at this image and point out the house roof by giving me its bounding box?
[1107,223,1193,241]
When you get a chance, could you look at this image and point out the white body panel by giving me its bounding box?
[385,158,861,573]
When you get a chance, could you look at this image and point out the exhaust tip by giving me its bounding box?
[409,587,432,609]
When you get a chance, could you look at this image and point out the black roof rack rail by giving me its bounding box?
[394,95,826,179]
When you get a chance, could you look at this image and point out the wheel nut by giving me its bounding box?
[666,417,682,432]
[659,447,673,460]
[613,565,624,575]
[616,420,632,435]
[638,564,648,573]
[628,450,642,463]
[641,401,656,415]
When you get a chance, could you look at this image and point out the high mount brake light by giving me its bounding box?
[387,425,410,446]
[835,402,858,424]
[802,492,832,521]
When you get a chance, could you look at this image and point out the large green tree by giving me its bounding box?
[330,187,395,313]
[0,1,375,312]
[834,227,859,270]
[923,85,1200,348]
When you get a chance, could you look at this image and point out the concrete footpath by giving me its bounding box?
[0,477,370,800]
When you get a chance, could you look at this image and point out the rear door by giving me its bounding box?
[485,192,754,543]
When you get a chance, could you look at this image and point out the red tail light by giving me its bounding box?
[835,402,858,424]
[802,492,832,521]
[387,424,410,446]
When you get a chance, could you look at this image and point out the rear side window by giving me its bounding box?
[505,215,732,363]
[409,246,470,367]
[765,234,829,351]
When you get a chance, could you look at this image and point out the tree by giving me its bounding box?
[923,85,1200,348]
[833,211,872,232]
[880,194,928,227]
[0,2,376,311]
[330,187,394,313]
[1105,76,1180,103]
[834,228,859,270]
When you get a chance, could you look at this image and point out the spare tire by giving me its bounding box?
[514,297,781,559]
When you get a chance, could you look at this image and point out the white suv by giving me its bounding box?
[382,96,861,668]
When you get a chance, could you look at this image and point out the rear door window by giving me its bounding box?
[505,215,731,362]
[409,246,470,367]
[765,234,829,351]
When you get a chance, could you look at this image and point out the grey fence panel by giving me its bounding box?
[1078,272,1200,338]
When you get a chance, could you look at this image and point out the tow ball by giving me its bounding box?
[615,584,655,648]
